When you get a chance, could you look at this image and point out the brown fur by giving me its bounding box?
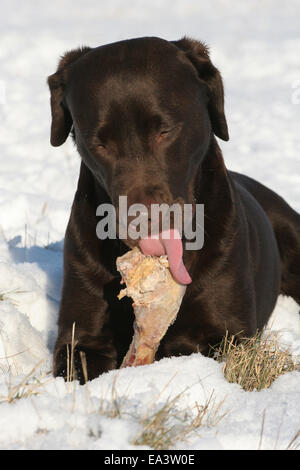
[47,37,300,383]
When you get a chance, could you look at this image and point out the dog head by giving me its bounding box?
[48,37,229,283]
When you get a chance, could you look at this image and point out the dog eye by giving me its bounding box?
[157,126,179,143]
[160,130,171,137]
[159,128,175,138]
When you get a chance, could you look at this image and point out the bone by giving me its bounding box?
[116,247,187,368]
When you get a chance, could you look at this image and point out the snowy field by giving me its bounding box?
[0,0,300,450]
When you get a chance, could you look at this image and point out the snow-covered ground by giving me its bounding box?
[0,0,300,450]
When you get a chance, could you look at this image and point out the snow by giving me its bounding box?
[0,0,299,450]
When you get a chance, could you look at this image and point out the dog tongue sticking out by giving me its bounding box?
[138,229,192,285]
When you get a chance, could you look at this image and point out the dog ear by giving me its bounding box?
[47,46,91,147]
[172,37,229,141]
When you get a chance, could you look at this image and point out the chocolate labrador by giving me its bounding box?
[48,37,300,383]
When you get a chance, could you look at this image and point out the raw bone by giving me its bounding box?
[116,247,186,368]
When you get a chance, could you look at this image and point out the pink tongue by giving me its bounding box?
[138,229,192,285]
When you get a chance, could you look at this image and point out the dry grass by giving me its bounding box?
[66,322,78,384]
[0,361,52,404]
[287,429,300,450]
[212,330,299,391]
[88,372,228,450]
[132,390,228,450]
[0,288,28,305]
[98,375,128,419]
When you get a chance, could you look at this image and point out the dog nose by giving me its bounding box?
[127,185,173,207]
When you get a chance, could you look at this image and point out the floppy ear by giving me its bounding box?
[172,37,229,141]
[47,46,91,147]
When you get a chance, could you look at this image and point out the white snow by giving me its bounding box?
[0,0,299,450]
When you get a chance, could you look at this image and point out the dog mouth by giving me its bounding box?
[115,199,193,285]
[119,228,192,285]
[138,229,192,285]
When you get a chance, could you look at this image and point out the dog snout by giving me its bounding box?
[127,185,173,207]
[115,185,186,243]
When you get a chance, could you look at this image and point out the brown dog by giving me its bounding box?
[48,37,300,383]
